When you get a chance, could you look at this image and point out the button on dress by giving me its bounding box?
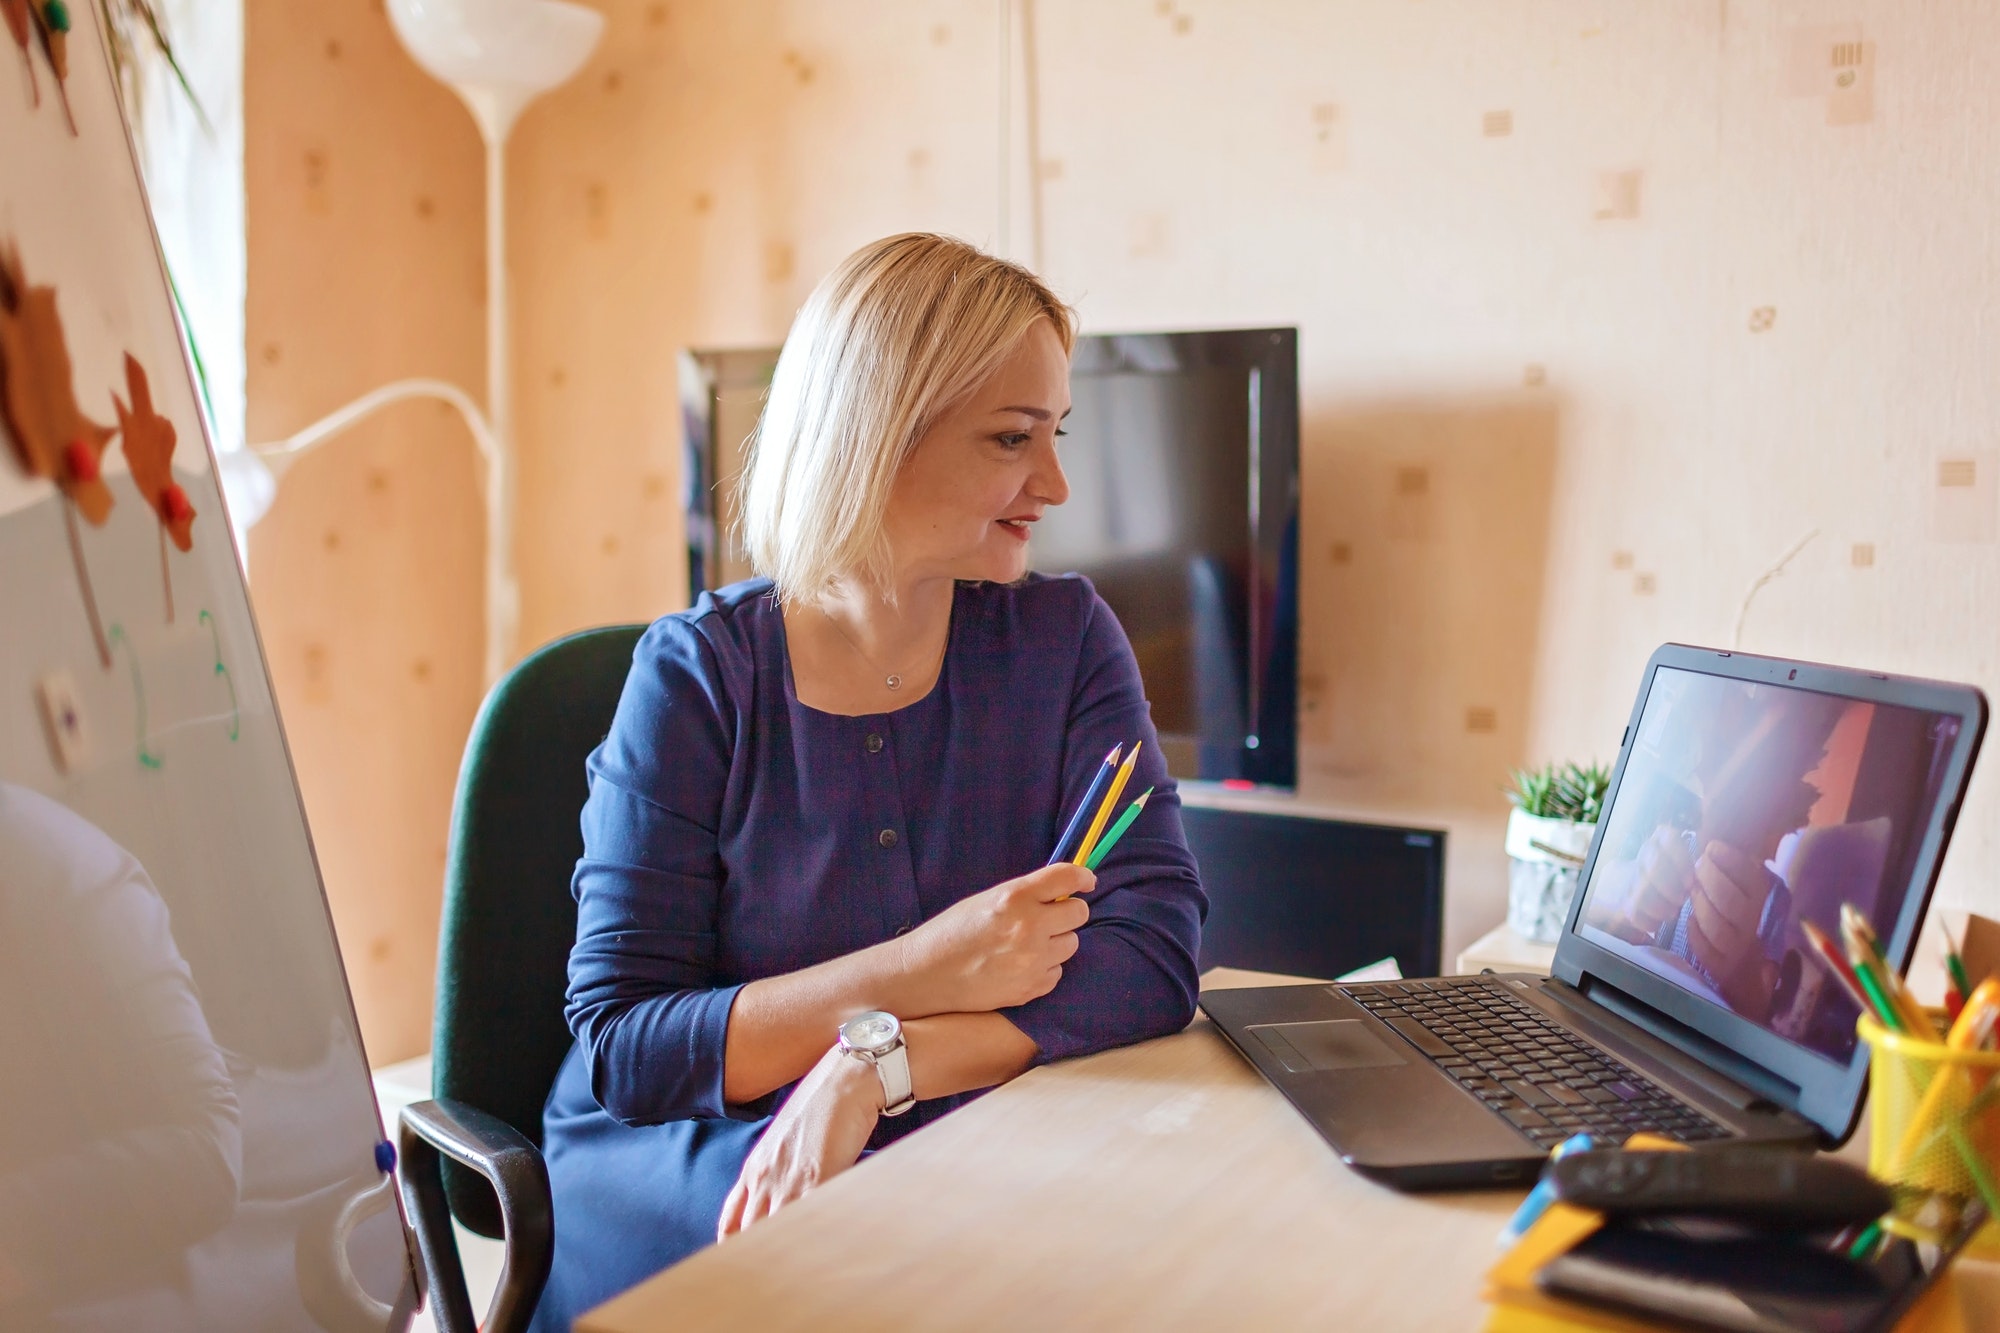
[531,575,1206,1329]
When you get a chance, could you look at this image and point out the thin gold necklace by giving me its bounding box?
[818,606,945,693]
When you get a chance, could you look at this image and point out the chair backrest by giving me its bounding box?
[431,623,645,1237]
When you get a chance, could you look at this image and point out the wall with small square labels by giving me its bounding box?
[245,0,1998,1031]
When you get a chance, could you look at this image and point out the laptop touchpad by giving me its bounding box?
[1248,1020,1409,1074]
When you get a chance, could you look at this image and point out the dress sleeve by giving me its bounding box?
[1003,587,1207,1063]
[563,618,755,1127]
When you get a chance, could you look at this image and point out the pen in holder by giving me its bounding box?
[1858,1013,2000,1253]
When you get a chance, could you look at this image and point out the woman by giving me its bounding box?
[533,234,1205,1328]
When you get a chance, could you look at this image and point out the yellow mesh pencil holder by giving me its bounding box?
[1859,1015,2000,1254]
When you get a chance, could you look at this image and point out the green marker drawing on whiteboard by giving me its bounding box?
[106,623,161,769]
[198,609,239,741]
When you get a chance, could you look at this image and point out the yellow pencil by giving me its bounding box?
[1074,739,1141,866]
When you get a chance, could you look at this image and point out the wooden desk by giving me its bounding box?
[579,968,2000,1332]
[580,968,1519,1330]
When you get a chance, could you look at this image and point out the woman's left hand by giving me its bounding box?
[718,1043,884,1240]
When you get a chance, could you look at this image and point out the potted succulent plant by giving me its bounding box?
[1503,761,1610,943]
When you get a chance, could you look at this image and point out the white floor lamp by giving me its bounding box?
[234,0,603,685]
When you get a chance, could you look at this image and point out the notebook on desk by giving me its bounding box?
[1202,644,1987,1190]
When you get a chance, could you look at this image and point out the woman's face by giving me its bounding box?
[883,319,1072,588]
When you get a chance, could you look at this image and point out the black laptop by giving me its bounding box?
[1202,645,1987,1190]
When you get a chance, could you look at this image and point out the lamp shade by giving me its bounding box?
[215,447,277,559]
[386,0,604,142]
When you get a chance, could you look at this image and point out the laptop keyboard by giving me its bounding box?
[1349,980,1731,1151]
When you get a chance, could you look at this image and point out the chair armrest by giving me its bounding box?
[397,1098,553,1333]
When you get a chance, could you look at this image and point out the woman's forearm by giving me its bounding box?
[722,957,1039,1106]
[722,940,924,1104]
[903,1012,1038,1099]
[721,862,1088,1104]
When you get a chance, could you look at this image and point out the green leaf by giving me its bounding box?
[1504,759,1609,821]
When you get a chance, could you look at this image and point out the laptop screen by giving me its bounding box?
[1572,666,1964,1064]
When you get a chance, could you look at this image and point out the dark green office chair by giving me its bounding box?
[396,623,646,1333]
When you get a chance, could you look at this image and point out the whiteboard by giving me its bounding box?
[0,9,417,1330]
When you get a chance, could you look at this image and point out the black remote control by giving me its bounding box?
[1547,1150,1891,1229]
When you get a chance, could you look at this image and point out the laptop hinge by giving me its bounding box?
[1553,974,1802,1114]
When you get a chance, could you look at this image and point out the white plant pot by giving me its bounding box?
[1504,808,1597,944]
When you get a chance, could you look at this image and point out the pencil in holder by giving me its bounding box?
[1858,1015,2000,1251]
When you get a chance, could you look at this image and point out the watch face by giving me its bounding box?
[842,1011,900,1055]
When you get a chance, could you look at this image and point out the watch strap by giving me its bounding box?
[876,1039,915,1116]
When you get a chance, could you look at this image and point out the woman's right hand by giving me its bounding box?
[895,863,1093,1015]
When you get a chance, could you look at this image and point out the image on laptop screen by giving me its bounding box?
[1575,666,1963,1063]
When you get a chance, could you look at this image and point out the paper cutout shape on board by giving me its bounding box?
[3,0,38,106]
[0,241,117,664]
[115,351,194,621]
[31,0,74,131]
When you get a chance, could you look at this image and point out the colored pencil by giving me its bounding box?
[1799,919,1870,1013]
[1841,904,1878,962]
[1083,789,1153,871]
[1942,917,1973,1001]
[1947,978,2000,1052]
[1850,957,1904,1033]
[1928,914,1972,1024]
[1049,744,1121,865]
[1843,905,1940,1040]
[1074,740,1142,867]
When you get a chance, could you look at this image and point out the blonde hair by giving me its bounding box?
[738,233,1075,602]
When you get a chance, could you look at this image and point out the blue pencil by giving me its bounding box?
[1048,744,1122,865]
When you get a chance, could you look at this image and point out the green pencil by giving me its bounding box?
[1852,957,1905,1033]
[1083,789,1153,871]
[1942,919,1973,999]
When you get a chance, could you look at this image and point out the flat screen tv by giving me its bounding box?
[681,325,1301,787]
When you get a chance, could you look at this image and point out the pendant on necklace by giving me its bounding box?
[886,674,902,691]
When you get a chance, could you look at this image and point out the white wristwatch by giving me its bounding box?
[837,1010,915,1116]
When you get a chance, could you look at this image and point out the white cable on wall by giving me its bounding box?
[1021,0,1045,273]
[996,0,1050,272]
[248,379,497,470]
[997,0,1011,257]
[241,377,506,674]
[1733,528,1819,649]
